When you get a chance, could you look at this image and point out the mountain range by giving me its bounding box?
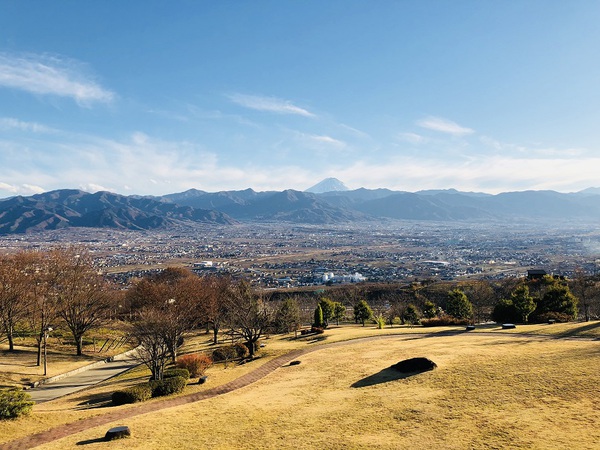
[2,179,600,234]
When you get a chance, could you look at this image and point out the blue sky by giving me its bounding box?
[1,1,600,198]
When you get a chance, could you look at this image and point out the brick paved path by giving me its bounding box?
[0,340,344,450]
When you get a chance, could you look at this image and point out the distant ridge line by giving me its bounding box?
[2,185,600,234]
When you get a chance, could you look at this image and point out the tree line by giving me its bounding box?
[1,248,599,377]
[0,249,113,363]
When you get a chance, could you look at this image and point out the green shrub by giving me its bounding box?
[532,311,573,324]
[421,314,469,327]
[313,304,324,327]
[233,342,250,358]
[0,389,34,419]
[375,314,386,329]
[212,345,237,362]
[176,353,213,377]
[402,304,421,325]
[164,368,190,380]
[111,390,130,406]
[150,376,187,397]
[446,289,473,320]
[212,343,250,362]
[111,383,152,406]
[423,300,438,319]
[492,299,520,324]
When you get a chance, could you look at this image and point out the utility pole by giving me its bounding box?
[43,326,53,376]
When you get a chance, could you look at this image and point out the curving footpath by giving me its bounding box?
[1,331,596,449]
[1,340,334,450]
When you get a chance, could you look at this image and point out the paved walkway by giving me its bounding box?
[28,355,139,403]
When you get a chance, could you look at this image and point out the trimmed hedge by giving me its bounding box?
[149,376,187,397]
[0,389,34,419]
[111,383,153,406]
[163,368,190,380]
[532,311,573,324]
[421,315,470,327]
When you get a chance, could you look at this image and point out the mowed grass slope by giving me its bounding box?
[34,332,600,450]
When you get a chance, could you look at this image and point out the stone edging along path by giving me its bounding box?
[1,330,598,450]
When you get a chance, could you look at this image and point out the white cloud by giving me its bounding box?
[332,154,600,194]
[1,124,597,199]
[397,132,426,144]
[0,182,45,196]
[227,93,315,117]
[0,182,17,193]
[0,53,115,105]
[338,123,370,138]
[417,116,474,136]
[479,135,588,159]
[0,117,56,133]
[305,134,346,148]
[79,183,111,193]
[21,184,46,194]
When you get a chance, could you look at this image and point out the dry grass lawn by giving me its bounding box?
[10,325,600,450]
[0,330,131,388]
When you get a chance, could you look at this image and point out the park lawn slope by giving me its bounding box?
[33,333,600,450]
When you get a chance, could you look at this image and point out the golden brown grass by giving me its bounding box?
[0,337,131,388]
[2,323,599,449]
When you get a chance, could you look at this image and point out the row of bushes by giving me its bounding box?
[112,369,190,406]
[112,352,218,406]
[421,315,470,327]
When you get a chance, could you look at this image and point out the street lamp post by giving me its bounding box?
[43,326,53,376]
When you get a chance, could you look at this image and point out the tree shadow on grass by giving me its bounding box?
[555,321,600,339]
[351,367,421,388]
[307,335,328,344]
[75,394,113,410]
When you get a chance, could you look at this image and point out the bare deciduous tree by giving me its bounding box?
[225,280,272,357]
[196,275,231,344]
[130,308,170,381]
[126,267,203,363]
[463,280,495,323]
[0,252,32,351]
[52,249,113,356]
[571,268,598,322]
[23,251,61,366]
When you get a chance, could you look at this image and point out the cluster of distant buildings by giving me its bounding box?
[319,270,366,284]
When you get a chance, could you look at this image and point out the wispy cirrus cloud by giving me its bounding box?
[1,121,596,199]
[417,116,474,136]
[0,53,115,105]
[306,134,346,148]
[479,135,587,158]
[397,132,426,144]
[0,117,56,133]
[227,93,315,117]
